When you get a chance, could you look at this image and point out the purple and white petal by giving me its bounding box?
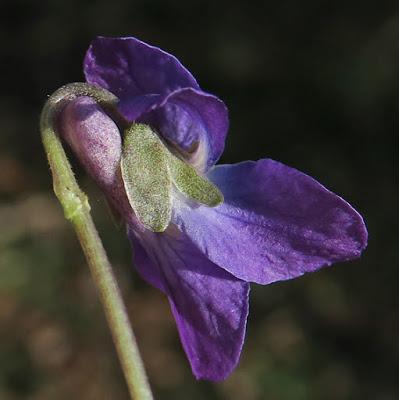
[128,227,249,381]
[173,159,368,285]
[84,36,199,103]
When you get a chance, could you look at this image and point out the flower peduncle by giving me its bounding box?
[40,83,153,400]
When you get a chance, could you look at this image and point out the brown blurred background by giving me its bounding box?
[0,1,398,399]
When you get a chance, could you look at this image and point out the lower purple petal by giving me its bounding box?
[128,226,249,381]
[173,159,368,285]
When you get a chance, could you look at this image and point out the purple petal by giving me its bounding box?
[84,36,199,102]
[84,36,229,171]
[117,93,162,122]
[128,227,249,381]
[173,159,368,285]
[140,87,229,171]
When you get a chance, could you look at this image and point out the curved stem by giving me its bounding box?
[40,83,153,400]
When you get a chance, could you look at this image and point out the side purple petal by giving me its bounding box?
[112,87,229,172]
[139,87,229,171]
[173,159,368,285]
[128,227,249,381]
[84,36,199,102]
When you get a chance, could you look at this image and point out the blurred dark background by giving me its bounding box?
[0,1,398,399]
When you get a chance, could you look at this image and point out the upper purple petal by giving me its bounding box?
[84,36,199,100]
[173,159,368,285]
[84,36,229,171]
[128,227,249,381]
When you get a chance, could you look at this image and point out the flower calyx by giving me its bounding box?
[121,123,223,232]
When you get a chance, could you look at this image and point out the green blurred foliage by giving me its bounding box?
[0,0,398,399]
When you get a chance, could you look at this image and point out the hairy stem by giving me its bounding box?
[40,83,153,400]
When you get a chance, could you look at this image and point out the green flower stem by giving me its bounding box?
[40,83,153,400]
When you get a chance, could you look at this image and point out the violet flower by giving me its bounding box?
[60,37,367,381]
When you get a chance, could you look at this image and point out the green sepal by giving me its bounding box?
[121,124,172,232]
[166,152,224,207]
[121,123,223,232]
